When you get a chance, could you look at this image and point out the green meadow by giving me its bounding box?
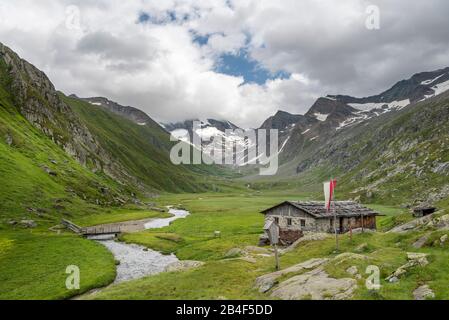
[85,192,449,300]
[1,190,448,300]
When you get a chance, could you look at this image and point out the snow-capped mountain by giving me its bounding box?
[326,66,449,130]
[161,66,449,167]
[261,66,449,162]
[163,119,258,166]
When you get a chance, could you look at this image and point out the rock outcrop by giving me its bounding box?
[255,252,373,300]
[387,214,436,233]
[254,258,328,293]
[413,285,435,300]
[271,268,357,300]
[164,260,204,273]
[386,253,429,282]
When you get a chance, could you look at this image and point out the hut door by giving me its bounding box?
[339,217,344,233]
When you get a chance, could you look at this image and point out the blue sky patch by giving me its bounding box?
[138,12,151,24]
[137,11,178,25]
[215,50,290,85]
[192,33,210,46]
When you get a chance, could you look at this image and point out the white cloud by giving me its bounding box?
[0,0,448,128]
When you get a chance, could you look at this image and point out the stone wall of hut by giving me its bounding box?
[264,203,377,237]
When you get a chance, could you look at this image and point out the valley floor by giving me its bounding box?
[1,191,448,300]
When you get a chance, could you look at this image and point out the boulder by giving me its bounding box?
[258,234,270,246]
[354,243,368,253]
[388,276,399,283]
[334,252,369,265]
[224,248,244,258]
[164,260,204,273]
[413,285,435,300]
[440,234,448,245]
[271,268,357,300]
[412,234,429,249]
[254,258,329,293]
[239,256,257,264]
[386,253,429,282]
[434,214,449,230]
[244,246,271,255]
[387,214,435,233]
[5,133,13,146]
[406,252,429,266]
[346,266,360,277]
[20,220,37,228]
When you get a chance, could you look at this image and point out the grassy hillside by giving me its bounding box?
[0,59,140,222]
[63,95,235,194]
[0,231,116,300]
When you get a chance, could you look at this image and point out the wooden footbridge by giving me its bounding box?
[61,219,121,238]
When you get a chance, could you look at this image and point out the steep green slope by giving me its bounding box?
[62,95,228,193]
[0,58,135,221]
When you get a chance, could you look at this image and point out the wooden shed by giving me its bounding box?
[413,206,436,218]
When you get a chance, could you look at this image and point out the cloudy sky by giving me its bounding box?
[1,0,448,128]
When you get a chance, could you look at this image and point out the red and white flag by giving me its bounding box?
[324,179,337,211]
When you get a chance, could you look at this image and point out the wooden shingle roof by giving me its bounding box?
[261,201,379,219]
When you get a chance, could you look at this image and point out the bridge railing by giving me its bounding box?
[61,219,121,236]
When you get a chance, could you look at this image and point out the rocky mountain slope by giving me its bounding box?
[243,66,449,206]
[277,91,449,205]
[78,96,155,127]
[0,42,229,221]
[0,45,135,219]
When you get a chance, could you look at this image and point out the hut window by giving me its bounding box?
[287,218,292,226]
[274,217,279,224]
[300,219,306,227]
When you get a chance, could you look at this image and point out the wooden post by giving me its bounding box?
[333,199,339,251]
[361,213,365,233]
[349,222,353,241]
[274,244,280,271]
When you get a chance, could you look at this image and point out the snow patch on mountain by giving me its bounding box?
[421,73,445,85]
[302,129,311,134]
[313,113,329,121]
[431,79,449,96]
[171,129,190,141]
[336,99,409,131]
[195,126,223,140]
[348,99,410,112]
